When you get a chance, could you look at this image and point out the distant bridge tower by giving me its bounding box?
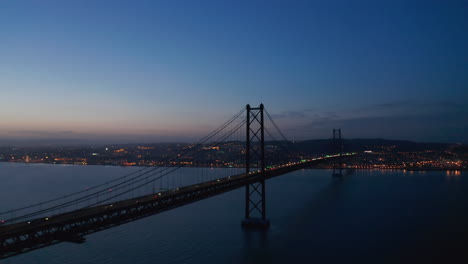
[242,104,270,228]
[332,129,343,177]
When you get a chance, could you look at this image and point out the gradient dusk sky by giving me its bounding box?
[0,0,467,144]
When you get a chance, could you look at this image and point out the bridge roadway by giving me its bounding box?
[0,154,351,259]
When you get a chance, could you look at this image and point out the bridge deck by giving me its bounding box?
[0,154,350,259]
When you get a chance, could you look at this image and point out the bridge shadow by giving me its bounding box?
[238,172,353,264]
[240,228,272,264]
[275,172,351,230]
[237,169,468,264]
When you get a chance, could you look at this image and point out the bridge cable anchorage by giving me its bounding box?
[0,108,246,223]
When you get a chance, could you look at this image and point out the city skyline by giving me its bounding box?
[1,0,467,144]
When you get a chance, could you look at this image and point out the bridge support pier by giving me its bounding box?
[242,104,270,229]
[241,217,270,229]
[332,128,343,177]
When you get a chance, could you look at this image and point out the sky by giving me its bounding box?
[0,0,467,144]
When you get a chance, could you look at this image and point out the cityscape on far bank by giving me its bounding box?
[1,139,466,171]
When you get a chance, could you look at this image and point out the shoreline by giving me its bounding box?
[0,161,466,172]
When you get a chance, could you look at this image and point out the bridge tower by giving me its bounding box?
[242,104,270,228]
[332,129,343,177]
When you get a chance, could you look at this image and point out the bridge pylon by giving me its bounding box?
[242,104,270,229]
[332,128,343,177]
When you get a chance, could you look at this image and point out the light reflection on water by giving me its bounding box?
[0,162,467,264]
[446,170,462,177]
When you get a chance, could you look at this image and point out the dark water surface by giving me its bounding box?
[1,163,467,264]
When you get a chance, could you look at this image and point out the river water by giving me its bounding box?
[0,162,467,264]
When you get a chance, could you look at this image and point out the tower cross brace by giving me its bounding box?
[242,104,270,228]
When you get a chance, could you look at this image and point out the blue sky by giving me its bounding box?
[0,0,466,144]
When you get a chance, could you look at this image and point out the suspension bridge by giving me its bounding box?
[0,104,354,259]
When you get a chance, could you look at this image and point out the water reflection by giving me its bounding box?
[242,228,271,263]
[446,170,462,179]
[1,163,466,264]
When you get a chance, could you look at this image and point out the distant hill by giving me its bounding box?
[283,138,452,154]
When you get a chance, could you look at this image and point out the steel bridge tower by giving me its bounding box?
[242,104,270,228]
[332,128,343,177]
